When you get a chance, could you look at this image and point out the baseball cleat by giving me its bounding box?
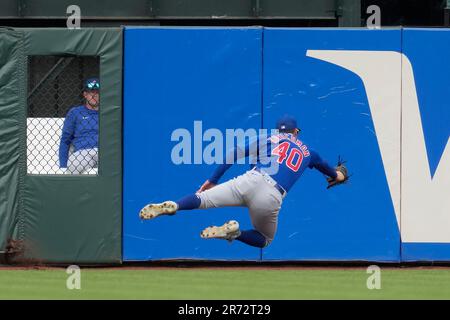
[139,201,178,220]
[200,220,241,241]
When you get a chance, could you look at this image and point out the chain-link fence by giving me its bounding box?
[27,55,100,175]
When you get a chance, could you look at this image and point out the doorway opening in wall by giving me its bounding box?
[27,55,100,175]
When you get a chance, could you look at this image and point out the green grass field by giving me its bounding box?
[1,268,450,299]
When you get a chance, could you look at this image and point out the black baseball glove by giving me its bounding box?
[327,156,350,189]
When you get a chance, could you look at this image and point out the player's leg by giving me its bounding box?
[139,175,248,220]
[67,150,85,174]
[86,147,98,172]
[199,206,279,246]
[236,173,282,248]
[139,200,179,219]
[235,229,269,248]
[236,210,278,248]
[78,147,98,174]
[200,170,281,246]
[200,220,241,241]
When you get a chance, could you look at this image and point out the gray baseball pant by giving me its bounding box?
[67,147,98,174]
[197,170,283,244]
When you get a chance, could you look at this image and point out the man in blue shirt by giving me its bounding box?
[59,77,100,174]
[139,115,345,248]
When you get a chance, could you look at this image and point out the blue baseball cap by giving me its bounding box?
[276,114,300,131]
[84,77,100,91]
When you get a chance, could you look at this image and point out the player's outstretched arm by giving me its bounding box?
[202,143,251,190]
[198,136,261,192]
[308,150,349,188]
[308,150,337,179]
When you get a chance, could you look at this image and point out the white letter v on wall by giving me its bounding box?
[307,50,450,243]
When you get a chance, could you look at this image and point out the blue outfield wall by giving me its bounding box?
[123,27,450,262]
[400,29,450,261]
[261,29,401,261]
[123,27,263,260]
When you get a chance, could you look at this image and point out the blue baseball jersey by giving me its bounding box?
[59,105,99,168]
[209,133,337,193]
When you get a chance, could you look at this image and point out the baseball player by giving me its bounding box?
[59,77,100,174]
[139,115,348,248]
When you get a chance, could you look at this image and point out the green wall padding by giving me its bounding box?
[21,28,122,263]
[0,29,25,257]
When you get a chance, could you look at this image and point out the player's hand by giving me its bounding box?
[326,156,350,189]
[336,170,345,182]
[197,180,216,193]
